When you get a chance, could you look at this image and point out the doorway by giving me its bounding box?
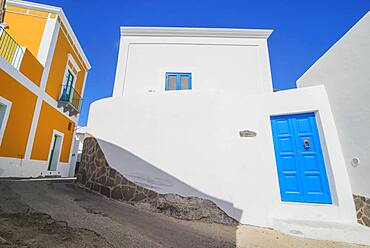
[271,112,332,204]
[48,133,62,171]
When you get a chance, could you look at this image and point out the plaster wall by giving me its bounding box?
[88,86,356,229]
[113,35,273,97]
[297,12,370,198]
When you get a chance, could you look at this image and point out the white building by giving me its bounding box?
[87,26,370,244]
[298,12,370,202]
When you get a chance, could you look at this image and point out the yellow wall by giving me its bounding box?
[19,49,44,86]
[45,21,87,101]
[31,101,75,163]
[0,69,37,158]
[4,7,47,58]
[1,4,89,167]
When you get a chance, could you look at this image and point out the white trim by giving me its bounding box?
[67,53,80,72]
[37,17,57,65]
[7,0,91,69]
[6,9,48,19]
[46,129,64,172]
[0,96,12,146]
[40,20,60,91]
[59,62,77,101]
[24,98,42,159]
[120,26,273,39]
[68,132,78,177]
[112,36,126,97]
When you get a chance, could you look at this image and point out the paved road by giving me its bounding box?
[0,181,365,248]
[0,181,236,248]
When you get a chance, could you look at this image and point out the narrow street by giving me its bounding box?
[0,180,365,248]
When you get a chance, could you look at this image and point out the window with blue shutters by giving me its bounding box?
[165,72,192,91]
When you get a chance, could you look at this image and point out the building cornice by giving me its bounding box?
[7,0,91,70]
[120,26,273,39]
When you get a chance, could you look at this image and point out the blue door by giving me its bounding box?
[271,113,332,204]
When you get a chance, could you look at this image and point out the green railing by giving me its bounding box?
[60,84,82,112]
[0,26,24,68]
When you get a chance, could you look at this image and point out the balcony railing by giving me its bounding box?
[58,84,82,116]
[0,26,24,68]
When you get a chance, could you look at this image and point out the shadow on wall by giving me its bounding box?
[95,138,243,222]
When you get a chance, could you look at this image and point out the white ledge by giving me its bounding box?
[120,26,273,39]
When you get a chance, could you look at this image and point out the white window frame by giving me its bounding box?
[0,96,12,146]
[59,54,80,99]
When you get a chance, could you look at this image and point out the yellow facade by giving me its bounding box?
[0,69,37,158]
[0,1,90,177]
[19,49,43,86]
[31,101,74,163]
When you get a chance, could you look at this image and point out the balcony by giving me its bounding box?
[58,85,82,117]
[0,26,24,68]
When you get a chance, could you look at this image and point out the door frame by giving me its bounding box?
[270,111,335,205]
[47,130,64,172]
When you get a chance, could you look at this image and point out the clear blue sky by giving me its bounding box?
[33,0,370,125]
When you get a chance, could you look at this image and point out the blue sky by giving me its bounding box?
[33,0,370,125]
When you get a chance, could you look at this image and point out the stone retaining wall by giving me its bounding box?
[354,194,370,227]
[76,137,158,203]
[76,137,237,225]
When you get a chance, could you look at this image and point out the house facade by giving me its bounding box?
[86,26,370,244]
[0,0,90,178]
[297,12,370,227]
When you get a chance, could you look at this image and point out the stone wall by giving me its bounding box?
[76,137,159,203]
[76,137,237,225]
[354,194,370,227]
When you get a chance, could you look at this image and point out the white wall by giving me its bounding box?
[86,27,369,243]
[88,86,357,230]
[113,35,273,97]
[0,157,71,178]
[297,12,370,198]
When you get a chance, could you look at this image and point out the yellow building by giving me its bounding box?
[0,0,91,177]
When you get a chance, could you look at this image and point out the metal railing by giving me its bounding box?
[60,84,82,112]
[0,26,24,68]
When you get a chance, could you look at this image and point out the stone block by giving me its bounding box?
[111,186,122,200]
[100,186,111,198]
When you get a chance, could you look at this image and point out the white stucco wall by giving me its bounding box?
[86,27,370,244]
[88,86,357,231]
[112,28,273,97]
[297,12,370,198]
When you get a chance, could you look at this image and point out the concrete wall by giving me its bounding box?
[297,12,370,198]
[88,86,357,231]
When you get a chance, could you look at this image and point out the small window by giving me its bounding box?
[165,72,192,91]
[0,97,12,145]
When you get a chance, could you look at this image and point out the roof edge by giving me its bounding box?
[7,0,91,70]
[120,26,273,39]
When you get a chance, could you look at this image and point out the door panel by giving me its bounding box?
[271,113,332,204]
